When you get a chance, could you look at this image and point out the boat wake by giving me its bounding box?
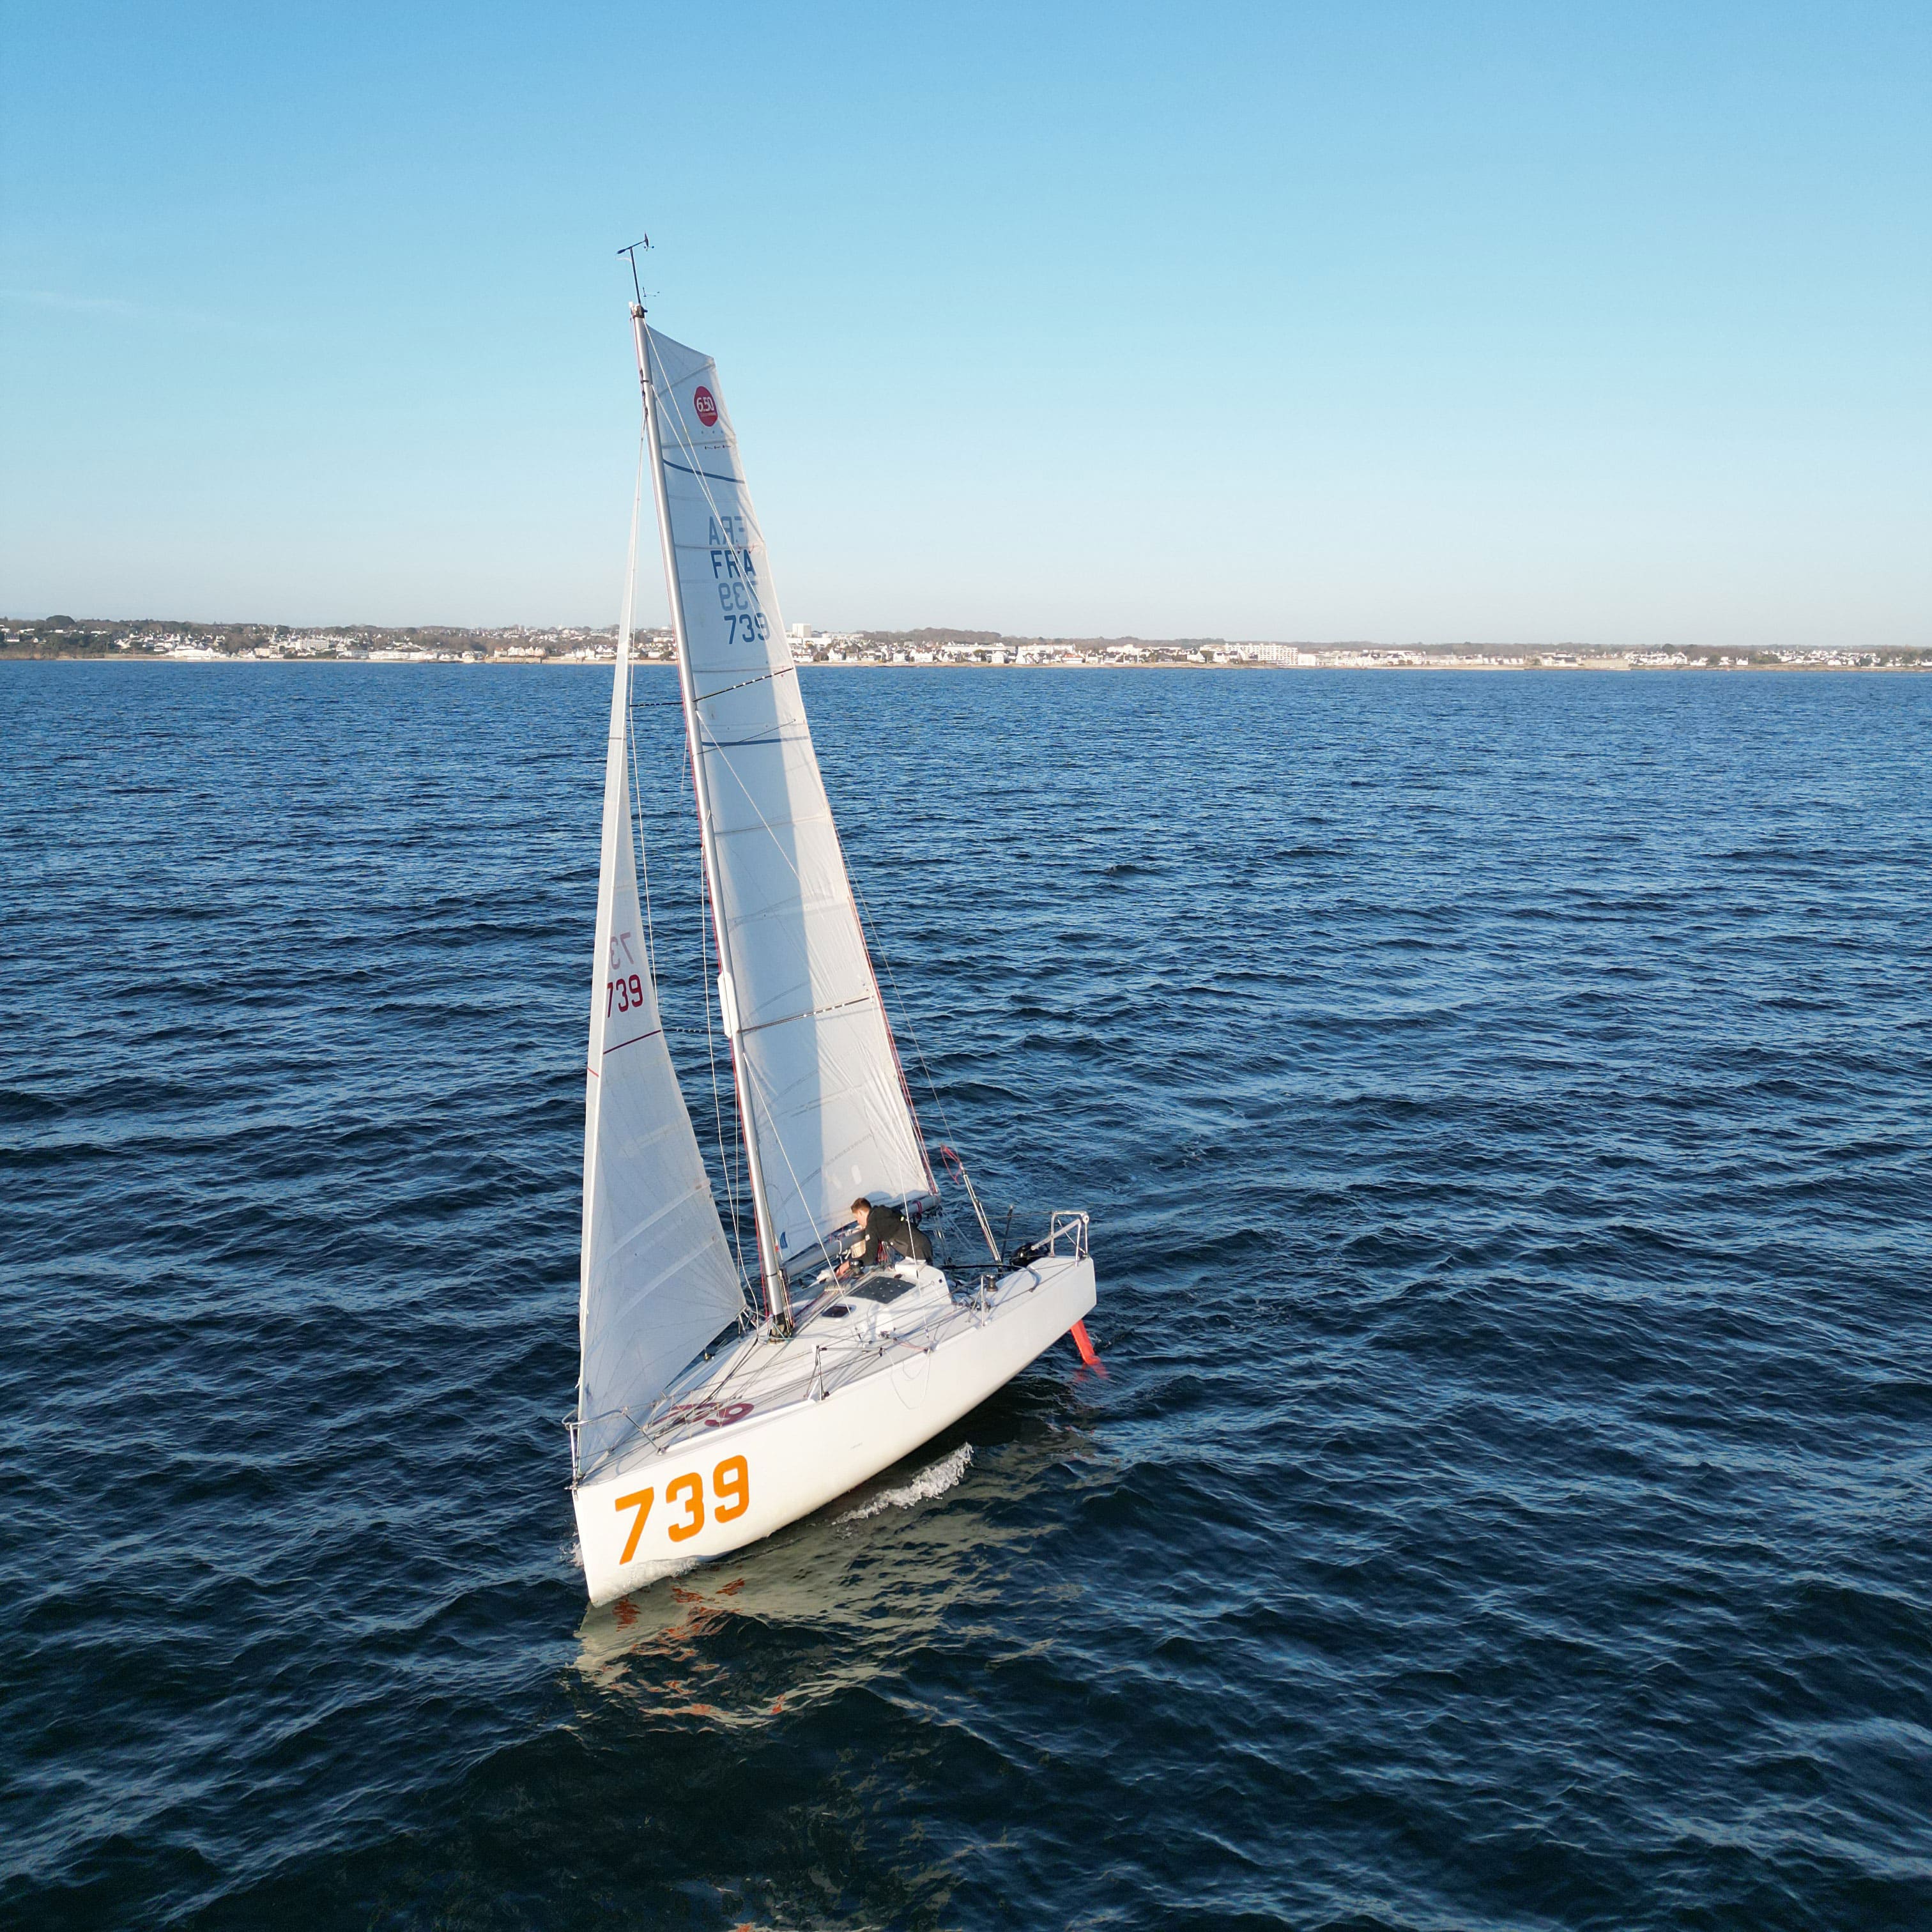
[838,1443,974,1523]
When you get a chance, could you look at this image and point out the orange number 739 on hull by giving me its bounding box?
[615,1455,750,1563]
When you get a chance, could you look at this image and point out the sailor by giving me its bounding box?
[840,1195,933,1271]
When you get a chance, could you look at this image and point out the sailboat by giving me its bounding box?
[569,282,1098,1607]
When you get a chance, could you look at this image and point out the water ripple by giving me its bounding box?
[1,663,1928,1929]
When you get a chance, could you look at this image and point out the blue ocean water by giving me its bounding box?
[2,661,1928,1930]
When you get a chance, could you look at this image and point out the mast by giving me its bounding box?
[629,295,792,1331]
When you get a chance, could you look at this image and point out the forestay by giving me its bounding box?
[578,622,745,1475]
[647,326,932,1275]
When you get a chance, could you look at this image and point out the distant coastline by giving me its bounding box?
[3,618,1924,674]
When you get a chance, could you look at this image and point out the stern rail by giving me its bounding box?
[1047,1211,1090,1261]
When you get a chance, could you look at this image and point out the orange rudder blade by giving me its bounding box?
[1070,1319,1100,1368]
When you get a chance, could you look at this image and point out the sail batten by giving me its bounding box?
[645,325,933,1276]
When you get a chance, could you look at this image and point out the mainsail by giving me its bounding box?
[578,594,745,1475]
[644,326,931,1282]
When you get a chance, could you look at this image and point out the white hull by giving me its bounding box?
[573,1249,1096,1606]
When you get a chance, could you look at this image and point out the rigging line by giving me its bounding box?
[668,705,747,1288]
[717,868,751,1276]
[837,859,933,1227]
[593,1304,955,1478]
[605,413,656,1001]
[683,730,813,890]
[702,966,916,1278]
[624,628,662,996]
[693,697,913,1014]
[668,654,898,1043]
[848,863,935,1186]
[584,1316,756,1474]
[613,1307,783,1457]
[734,1045,851,1274]
[679,731,836,972]
[850,871,964,1170]
[577,1298,767,1473]
[691,737,749,1287]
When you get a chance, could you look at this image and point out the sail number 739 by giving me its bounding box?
[605,931,647,1017]
[614,1455,749,1563]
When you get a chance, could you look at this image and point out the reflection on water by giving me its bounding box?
[572,1401,1105,1713]
[545,1382,1110,1924]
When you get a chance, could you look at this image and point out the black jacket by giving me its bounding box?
[855,1202,933,1264]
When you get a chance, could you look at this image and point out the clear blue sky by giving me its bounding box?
[4,1,1928,647]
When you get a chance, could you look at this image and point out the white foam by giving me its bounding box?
[838,1443,974,1523]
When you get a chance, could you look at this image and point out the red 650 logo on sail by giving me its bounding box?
[692,386,718,426]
